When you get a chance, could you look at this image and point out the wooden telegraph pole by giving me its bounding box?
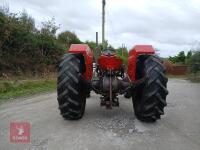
[102,0,106,49]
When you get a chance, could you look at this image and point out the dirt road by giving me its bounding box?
[0,78,200,150]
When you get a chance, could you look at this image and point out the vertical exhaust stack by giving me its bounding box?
[96,32,98,47]
[94,32,100,62]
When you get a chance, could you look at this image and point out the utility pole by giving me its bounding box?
[102,0,106,49]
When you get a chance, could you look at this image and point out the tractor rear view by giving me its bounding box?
[57,44,168,122]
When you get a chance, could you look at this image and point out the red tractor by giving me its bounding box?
[57,44,168,122]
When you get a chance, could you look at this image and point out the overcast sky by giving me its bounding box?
[1,0,200,57]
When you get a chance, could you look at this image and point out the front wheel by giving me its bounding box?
[133,55,168,122]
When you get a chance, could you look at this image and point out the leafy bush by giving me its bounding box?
[169,51,186,64]
[116,47,128,65]
[0,7,65,76]
[188,51,200,73]
[0,6,130,76]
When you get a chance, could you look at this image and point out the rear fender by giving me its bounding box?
[127,45,155,81]
[68,44,93,81]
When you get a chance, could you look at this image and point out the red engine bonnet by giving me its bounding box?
[98,52,122,70]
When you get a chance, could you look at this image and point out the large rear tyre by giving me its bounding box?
[57,54,86,120]
[133,55,168,122]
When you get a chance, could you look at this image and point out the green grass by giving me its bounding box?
[0,79,56,101]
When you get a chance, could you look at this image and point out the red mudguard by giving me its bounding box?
[68,44,93,81]
[127,45,155,81]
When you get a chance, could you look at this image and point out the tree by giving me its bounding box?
[187,50,192,59]
[177,51,186,63]
[41,18,58,37]
[188,51,200,73]
[116,47,128,65]
[85,41,96,50]
[58,31,81,49]
[0,7,64,75]
[169,51,186,64]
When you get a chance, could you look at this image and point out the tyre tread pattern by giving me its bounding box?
[57,54,86,120]
[134,55,168,122]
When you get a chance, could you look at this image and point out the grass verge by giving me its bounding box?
[0,79,56,101]
[187,73,200,82]
[167,73,200,82]
[167,74,188,79]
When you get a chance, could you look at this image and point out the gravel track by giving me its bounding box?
[0,78,200,150]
